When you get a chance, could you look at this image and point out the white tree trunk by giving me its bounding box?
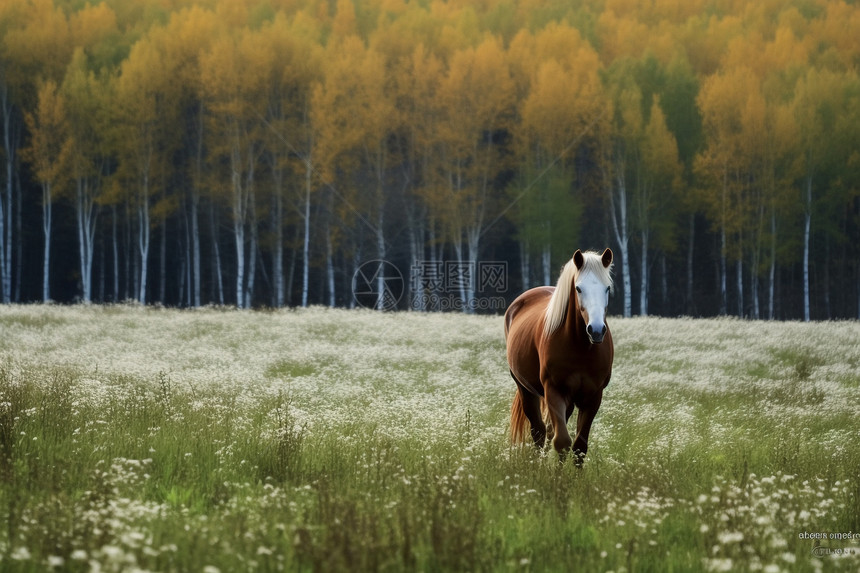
[453,240,466,308]
[138,200,150,304]
[301,160,311,308]
[190,191,200,307]
[803,176,811,322]
[541,242,551,287]
[736,258,743,318]
[751,268,759,320]
[233,239,244,308]
[75,178,98,303]
[42,182,52,302]
[768,212,775,320]
[234,220,245,308]
[639,229,649,316]
[273,190,284,307]
[751,231,759,320]
[192,112,204,308]
[407,214,421,309]
[0,164,10,305]
[231,137,246,308]
[465,227,480,313]
[137,170,150,304]
[609,170,631,318]
[376,209,386,310]
[719,228,727,316]
[208,204,223,305]
[326,226,335,308]
[0,178,7,303]
[0,87,13,304]
[245,187,257,309]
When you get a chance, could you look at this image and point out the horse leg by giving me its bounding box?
[544,385,572,462]
[542,400,555,444]
[573,395,603,466]
[512,377,546,448]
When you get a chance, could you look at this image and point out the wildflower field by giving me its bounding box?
[0,305,858,572]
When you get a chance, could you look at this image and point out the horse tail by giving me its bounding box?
[510,389,529,444]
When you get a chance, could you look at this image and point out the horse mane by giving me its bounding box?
[543,251,613,338]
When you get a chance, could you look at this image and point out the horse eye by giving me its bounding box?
[575,286,582,294]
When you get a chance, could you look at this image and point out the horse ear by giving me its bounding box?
[601,248,613,268]
[573,250,584,270]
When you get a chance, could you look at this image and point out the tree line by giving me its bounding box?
[1,0,859,319]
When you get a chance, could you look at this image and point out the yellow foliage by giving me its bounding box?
[69,2,118,50]
[3,0,860,289]
[1,0,72,84]
[23,80,69,189]
[332,0,357,38]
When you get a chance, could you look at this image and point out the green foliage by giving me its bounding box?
[508,164,581,267]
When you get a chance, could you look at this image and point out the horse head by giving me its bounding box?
[573,248,613,344]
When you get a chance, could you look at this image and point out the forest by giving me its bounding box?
[1,0,859,319]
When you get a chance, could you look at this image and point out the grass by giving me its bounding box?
[0,305,858,572]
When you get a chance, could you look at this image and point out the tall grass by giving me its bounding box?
[0,305,858,571]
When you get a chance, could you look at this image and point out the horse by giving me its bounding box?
[505,249,614,464]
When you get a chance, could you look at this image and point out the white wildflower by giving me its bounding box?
[717,531,744,544]
[704,557,733,572]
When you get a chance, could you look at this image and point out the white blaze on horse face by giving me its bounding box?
[576,273,609,344]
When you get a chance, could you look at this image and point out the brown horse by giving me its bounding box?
[505,249,614,463]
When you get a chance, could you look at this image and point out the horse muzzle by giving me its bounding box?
[586,323,606,344]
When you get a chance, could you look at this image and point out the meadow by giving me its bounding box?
[0,304,858,572]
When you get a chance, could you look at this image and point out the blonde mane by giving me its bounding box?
[543,251,613,337]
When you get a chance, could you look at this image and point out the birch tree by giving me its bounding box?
[313,35,398,310]
[792,67,860,321]
[1,0,72,302]
[200,30,268,308]
[61,49,112,303]
[636,99,681,315]
[116,36,176,304]
[512,23,603,287]
[23,80,69,302]
[603,74,642,318]
[158,6,219,307]
[696,66,760,316]
[432,37,515,310]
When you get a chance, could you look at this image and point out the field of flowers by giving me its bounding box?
[0,305,858,572]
